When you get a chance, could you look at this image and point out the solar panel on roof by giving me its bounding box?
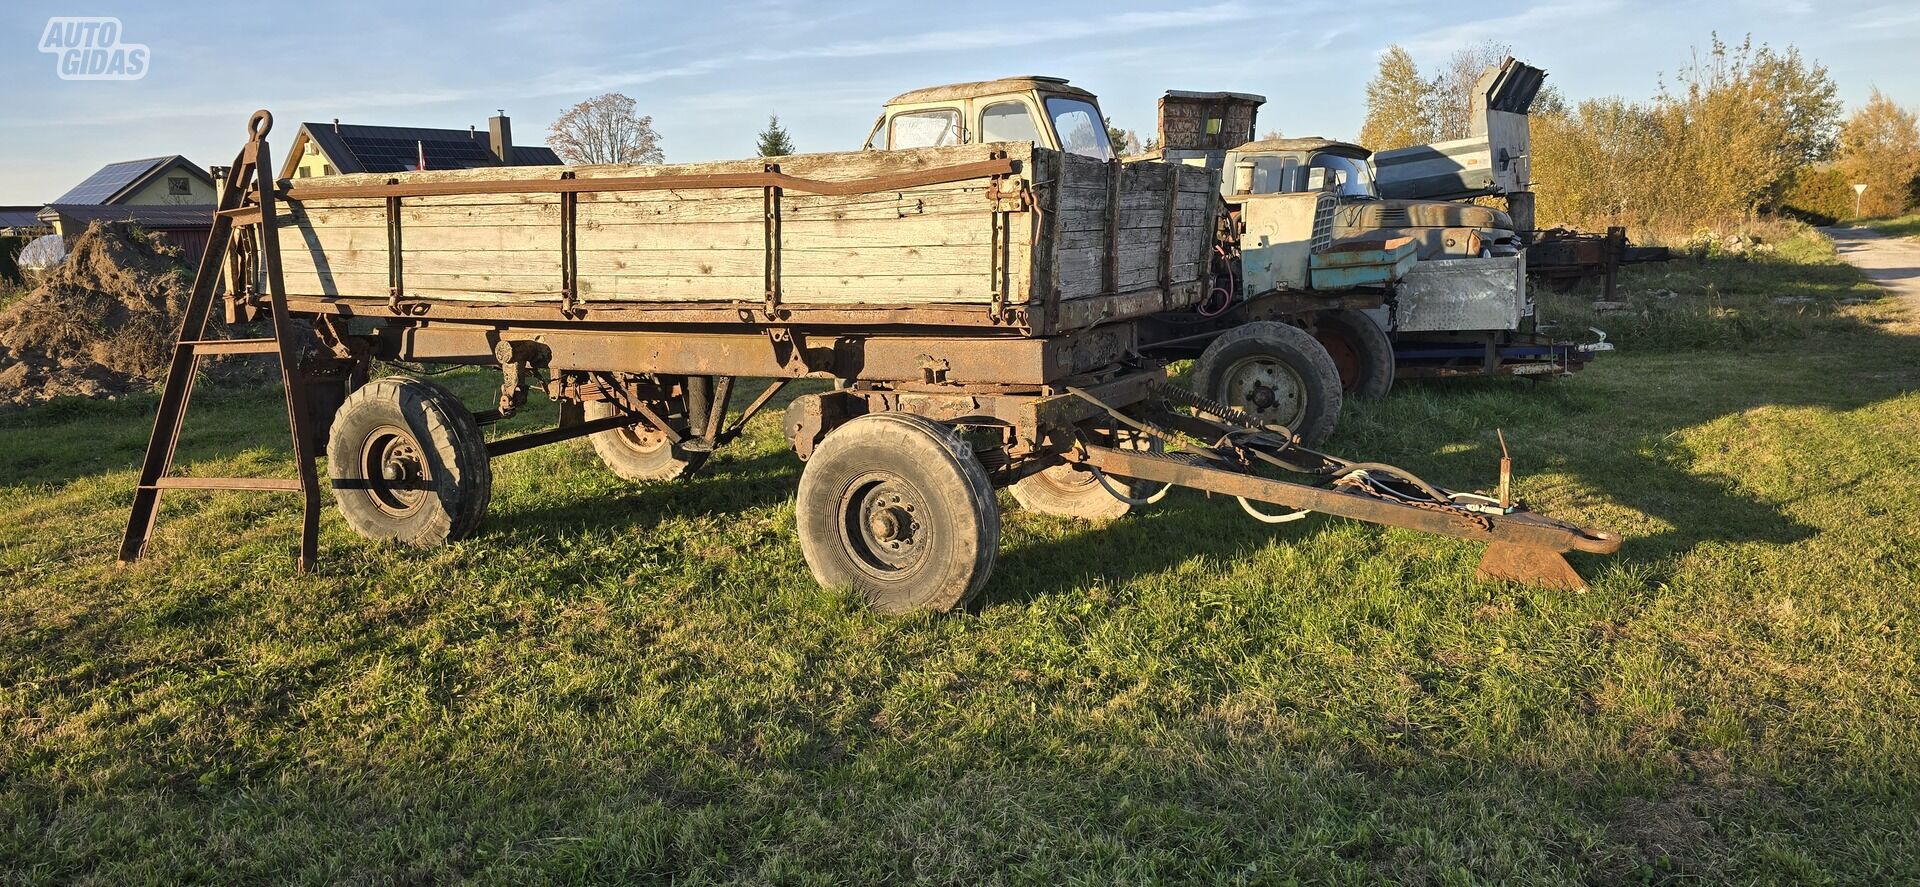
[53,158,163,204]
[339,132,497,172]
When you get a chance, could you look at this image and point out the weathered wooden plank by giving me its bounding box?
[1055,187,1213,216]
[289,244,996,280]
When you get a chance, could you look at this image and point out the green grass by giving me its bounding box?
[4,230,1919,883]
[1861,213,1920,239]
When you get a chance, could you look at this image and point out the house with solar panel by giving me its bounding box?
[36,155,220,255]
[279,112,560,179]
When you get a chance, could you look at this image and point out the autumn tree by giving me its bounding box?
[1836,88,1920,217]
[756,114,795,157]
[546,92,664,165]
[1358,45,1436,150]
[1652,34,1839,222]
[1529,97,1663,226]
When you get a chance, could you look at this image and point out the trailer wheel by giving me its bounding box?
[796,413,999,613]
[327,376,491,547]
[1191,321,1342,446]
[584,400,695,482]
[1010,432,1160,520]
[1313,309,1396,398]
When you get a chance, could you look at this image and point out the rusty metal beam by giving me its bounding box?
[1075,443,1620,557]
[380,322,1135,386]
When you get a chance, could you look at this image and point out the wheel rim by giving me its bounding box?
[837,471,930,583]
[1315,326,1364,393]
[611,420,670,456]
[1031,463,1101,494]
[1221,355,1308,428]
[359,424,429,517]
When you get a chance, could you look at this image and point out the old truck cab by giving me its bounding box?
[1216,137,1519,261]
[862,76,1116,160]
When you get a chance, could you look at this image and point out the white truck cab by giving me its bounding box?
[863,76,1116,161]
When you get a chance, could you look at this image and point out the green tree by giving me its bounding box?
[1836,88,1920,217]
[1358,45,1437,150]
[756,114,795,157]
[1105,118,1135,155]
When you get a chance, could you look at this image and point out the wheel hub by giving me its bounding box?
[841,474,928,578]
[361,426,429,517]
[1226,358,1306,427]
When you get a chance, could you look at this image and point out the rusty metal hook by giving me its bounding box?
[248,109,273,140]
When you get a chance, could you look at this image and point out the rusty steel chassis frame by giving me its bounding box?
[216,135,1619,589]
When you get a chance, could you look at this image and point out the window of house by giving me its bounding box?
[168,176,191,196]
[979,102,1040,145]
[888,110,961,149]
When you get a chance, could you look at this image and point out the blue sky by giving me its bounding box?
[3,0,1918,204]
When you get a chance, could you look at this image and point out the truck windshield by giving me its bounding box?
[1308,153,1377,199]
[1042,96,1114,161]
[1247,151,1378,199]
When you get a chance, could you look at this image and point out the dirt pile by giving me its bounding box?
[0,222,203,408]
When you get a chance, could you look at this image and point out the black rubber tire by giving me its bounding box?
[795,412,1000,613]
[327,376,491,547]
[1313,309,1396,399]
[584,399,696,482]
[1191,321,1343,446]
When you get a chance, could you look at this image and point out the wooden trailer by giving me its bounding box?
[121,112,1619,611]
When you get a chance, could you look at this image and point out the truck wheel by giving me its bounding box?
[1191,321,1342,446]
[1009,433,1160,520]
[584,399,696,482]
[795,412,999,613]
[1313,309,1396,398]
[1010,464,1134,520]
[328,376,491,546]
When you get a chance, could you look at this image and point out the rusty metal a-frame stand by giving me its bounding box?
[119,111,321,570]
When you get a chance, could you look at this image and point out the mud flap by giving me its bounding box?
[1475,542,1588,591]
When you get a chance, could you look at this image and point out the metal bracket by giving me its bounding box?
[384,181,403,314]
[763,162,783,319]
[560,170,581,318]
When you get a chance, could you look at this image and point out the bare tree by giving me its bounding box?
[1430,40,1512,141]
[547,93,664,165]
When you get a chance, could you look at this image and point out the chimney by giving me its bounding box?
[488,111,512,164]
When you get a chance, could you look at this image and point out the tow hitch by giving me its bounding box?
[1065,383,1622,590]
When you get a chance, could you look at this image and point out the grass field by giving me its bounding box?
[1864,213,1920,239]
[4,228,1918,884]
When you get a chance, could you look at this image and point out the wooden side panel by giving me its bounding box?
[268,142,1217,333]
[274,144,1032,308]
[1039,154,1218,323]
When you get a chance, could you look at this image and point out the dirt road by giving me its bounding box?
[1823,226,1920,312]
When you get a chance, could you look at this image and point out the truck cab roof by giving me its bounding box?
[1237,137,1370,159]
[883,76,1093,106]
